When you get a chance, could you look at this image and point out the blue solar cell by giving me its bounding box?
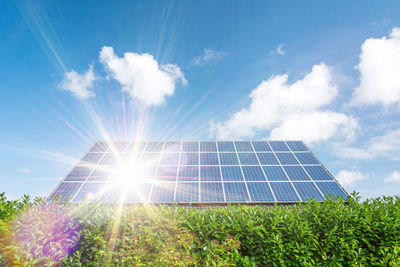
[286,141,308,151]
[111,142,129,152]
[219,153,239,165]
[293,182,324,201]
[89,142,110,152]
[180,153,199,165]
[160,153,180,165]
[283,166,311,181]
[200,182,224,202]
[200,153,219,165]
[275,153,299,165]
[182,141,198,152]
[73,183,106,202]
[224,182,249,202]
[247,182,275,202]
[99,153,119,165]
[200,141,217,152]
[156,166,178,181]
[257,153,279,165]
[126,142,146,152]
[200,166,221,181]
[316,182,347,200]
[141,153,161,165]
[242,166,266,181]
[262,166,289,181]
[178,166,199,182]
[163,142,181,152]
[81,153,104,164]
[221,166,244,181]
[150,183,176,202]
[87,168,112,181]
[145,142,164,152]
[175,183,199,202]
[294,153,319,164]
[234,141,254,152]
[217,141,235,152]
[270,182,300,202]
[269,141,290,151]
[49,182,82,201]
[238,153,259,165]
[65,166,93,181]
[251,141,271,151]
[304,166,333,180]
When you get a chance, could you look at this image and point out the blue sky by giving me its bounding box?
[1,0,400,200]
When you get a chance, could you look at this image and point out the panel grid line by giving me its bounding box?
[233,141,252,202]
[216,141,226,202]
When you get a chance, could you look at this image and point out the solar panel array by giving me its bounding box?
[49,141,348,204]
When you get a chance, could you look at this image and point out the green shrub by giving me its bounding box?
[1,192,399,266]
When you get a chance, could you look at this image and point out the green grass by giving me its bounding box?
[1,192,400,266]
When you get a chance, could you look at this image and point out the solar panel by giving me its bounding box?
[50,140,348,204]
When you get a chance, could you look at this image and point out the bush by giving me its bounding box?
[1,192,399,266]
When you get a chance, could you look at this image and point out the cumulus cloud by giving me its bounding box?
[211,64,358,144]
[60,65,96,99]
[352,27,400,106]
[191,48,227,66]
[384,170,400,183]
[99,46,187,106]
[336,170,368,186]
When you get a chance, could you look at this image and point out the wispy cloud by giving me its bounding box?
[191,48,228,66]
[60,65,97,99]
[18,168,31,174]
[99,46,187,106]
[270,44,285,55]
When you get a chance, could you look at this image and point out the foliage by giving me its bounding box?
[1,192,400,266]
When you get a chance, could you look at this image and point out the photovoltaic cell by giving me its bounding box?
[150,183,175,202]
[200,182,224,202]
[238,153,259,165]
[224,182,249,202]
[50,140,347,203]
[263,166,289,181]
[242,166,266,181]
[200,141,217,152]
[219,153,239,165]
[275,153,299,165]
[50,182,82,201]
[293,182,324,201]
[257,153,279,165]
[217,141,235,152]
[200,153,219,165]
[247,182,275,202]
[221,166,244,181]
[200,166,221,181]
[286,141,308,152]
[270,182,300,202]
[175,182,199,202]
[294,153,319,165]
[304,166,333,180]
[234,141,253,152]
[316,182,347,200]
[269,141,290,151]
[283,166,311,181]
[251,141,271,151]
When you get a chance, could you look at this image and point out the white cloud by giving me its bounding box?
[99,46,187,106]
[60,65,96,99]
[272,44,285,55]
[332,146,373,160]
[191,48,227,66]
[18,168,31,174]
[352,27,400,106]
[384,170,400,183]
[211,63,358,144]
[336,170,368,186]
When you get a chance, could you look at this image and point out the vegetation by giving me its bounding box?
[1,192,400,266]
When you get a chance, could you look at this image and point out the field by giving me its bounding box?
[1,192,400,266]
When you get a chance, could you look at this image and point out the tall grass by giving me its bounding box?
[1,192,399,266]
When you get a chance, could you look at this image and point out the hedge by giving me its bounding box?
[1,192,399,266]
